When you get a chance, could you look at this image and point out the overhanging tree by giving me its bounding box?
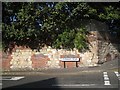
[2,2,120,52]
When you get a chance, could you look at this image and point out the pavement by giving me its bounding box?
[2,59,119,76]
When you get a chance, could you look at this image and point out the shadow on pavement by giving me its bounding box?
[2,78,119,90]
[2,78,61,89]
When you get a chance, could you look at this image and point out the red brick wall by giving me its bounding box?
[0,52,2,69]
[31,55,50,69]
[2,55,12,70]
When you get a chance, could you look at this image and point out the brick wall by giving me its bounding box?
[31,54,49,69]
[2,53,12,70]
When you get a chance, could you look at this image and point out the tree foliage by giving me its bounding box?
[2,2,120,52]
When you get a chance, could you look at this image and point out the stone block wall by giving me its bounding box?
[10,49,33,70]
[2,42,99,70]
[98,41,119,64]
[97,31,120,64]
[80,31,99,67]
[2,31,119,71]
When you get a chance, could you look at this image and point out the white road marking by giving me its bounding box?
[104,76,109,80]
[0,83,2,85]
[103,74,108,77]
[114,71,120,80]
[114,71,119,77]
[52,84,96,87]
[103,72,111,85]
[104,81,111,85]
[103,72,107,74]
[1,76,25,81]
[10,76,25,80]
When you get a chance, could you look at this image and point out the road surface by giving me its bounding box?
[1,71,120,90]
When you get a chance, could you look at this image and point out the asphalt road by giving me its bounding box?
[1,71,119,90]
